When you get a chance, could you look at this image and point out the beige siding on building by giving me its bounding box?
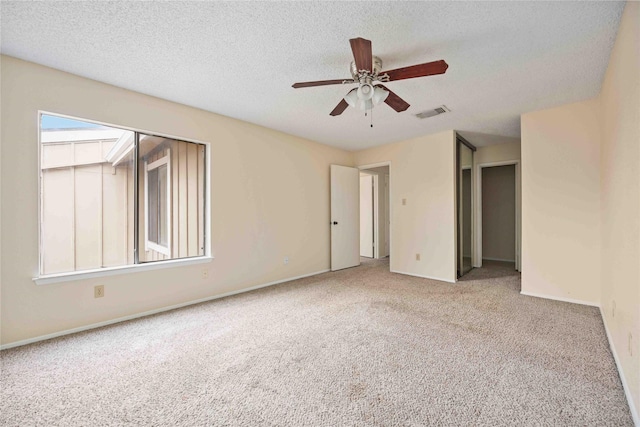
[41,168,75,273]
[138,139,204,262]
[41,161,132,274]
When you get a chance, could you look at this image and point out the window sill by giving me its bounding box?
[33,256,214,285]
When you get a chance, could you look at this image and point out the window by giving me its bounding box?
[146,155,170,255]
[39,113,207,277]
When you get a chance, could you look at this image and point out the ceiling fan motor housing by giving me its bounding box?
[350,56,383,80]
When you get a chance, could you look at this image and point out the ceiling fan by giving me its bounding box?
[292,37,449,116]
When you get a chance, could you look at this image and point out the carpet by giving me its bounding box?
[0,259,633,426]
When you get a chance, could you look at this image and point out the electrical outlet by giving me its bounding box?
[416,253,421,261]
[402,198,407,206]
[202,268,209,279]
[94,285,104,298]
[629,333,633,357]
[284,256,289,265]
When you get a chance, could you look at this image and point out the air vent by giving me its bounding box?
[415,105,450,119]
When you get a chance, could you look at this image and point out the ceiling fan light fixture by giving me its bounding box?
[344,89,358,108]
[357,83,374,101]
[372,86,389,105]
[356,98,373,111]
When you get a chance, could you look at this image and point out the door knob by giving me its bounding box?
[333,221,338,225]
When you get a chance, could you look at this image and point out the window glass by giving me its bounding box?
[138,133,205,262]
[39,114,206,275]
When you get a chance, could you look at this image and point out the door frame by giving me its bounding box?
[475,160,521,271]
[359,173,375,258]
[358,161,392,262]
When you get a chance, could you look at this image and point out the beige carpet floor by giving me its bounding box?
[0,259,633,426]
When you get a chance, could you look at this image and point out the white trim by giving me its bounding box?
[33,256,213,285]
[144,159,149,252]
[8,269,330,350]
[600,308,640,426]
[482,257,516,263]
[38,110,212,147]
[37,111,213,274]
[373,174,379,259]
[457,143,474,277]
[391,269,456,284]
[519,290,599,307]
[144,152,171,257]
[358,161,391,170]
[358,161,392,264]
[147,241,170,255]
[105,131,135,166]
[147,155,168,171]
[475,160,521,271]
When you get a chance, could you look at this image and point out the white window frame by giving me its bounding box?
[144,153,172,257]
[35,111,213,285]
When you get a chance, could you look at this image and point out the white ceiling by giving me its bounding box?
[1,1,624,150]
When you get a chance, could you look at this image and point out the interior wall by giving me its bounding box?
[482,165,516,262]
[521,98,601,305]
[354,131,457,283]
[599,1,640,417]
[0,55,353,346]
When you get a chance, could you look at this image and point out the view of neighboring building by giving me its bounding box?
[40,116,205,275]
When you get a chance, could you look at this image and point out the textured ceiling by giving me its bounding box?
[1,1,624,150]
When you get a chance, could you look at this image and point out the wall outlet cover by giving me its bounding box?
[94,285,104,298]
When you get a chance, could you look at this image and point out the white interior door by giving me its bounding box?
[359,174,374,258]
[331,165,360,271]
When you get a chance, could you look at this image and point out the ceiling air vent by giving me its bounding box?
[416,105,450,119]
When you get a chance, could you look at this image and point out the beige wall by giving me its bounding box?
[0,56,353,345]
[481,165,516,262]
[474,141,521,165]
[599,1,640,416]
[521,99,601,305]
[354,131,457,282]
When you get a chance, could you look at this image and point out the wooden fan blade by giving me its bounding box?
[330,99,349,116]
[381,60,448,82]
[292,79,351,89]
[376,84,410,112]
[349,37,373,73]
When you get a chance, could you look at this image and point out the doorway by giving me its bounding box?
[476,161,520,271]
[359,163,390,261]
[457,136,476,278]
[360,172,374,257]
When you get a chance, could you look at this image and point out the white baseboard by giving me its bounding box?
[482,257,516,263]
[600,308,640,426]
[519,290,600,307]
[391,269,456,284]
[0,269,330,351]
